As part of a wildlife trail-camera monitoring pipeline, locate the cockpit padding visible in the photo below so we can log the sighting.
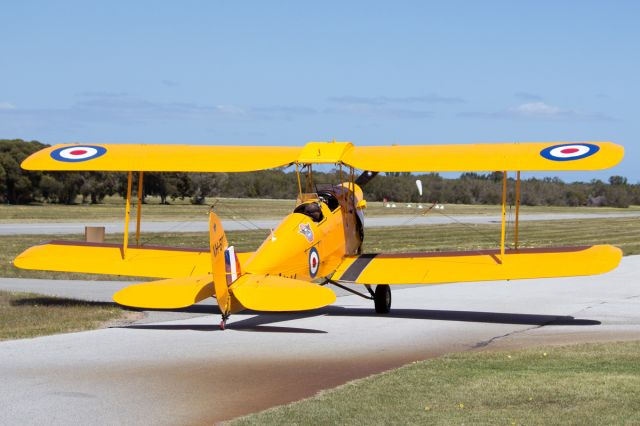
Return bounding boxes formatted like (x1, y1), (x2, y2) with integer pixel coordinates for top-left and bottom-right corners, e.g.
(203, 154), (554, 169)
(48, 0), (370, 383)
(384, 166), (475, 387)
(293, 202), (324, 222)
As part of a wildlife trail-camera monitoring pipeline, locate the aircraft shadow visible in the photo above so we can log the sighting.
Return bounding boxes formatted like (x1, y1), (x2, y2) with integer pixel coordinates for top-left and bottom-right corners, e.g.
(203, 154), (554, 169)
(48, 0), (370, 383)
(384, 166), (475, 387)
(321, 306), (601, 326)
(124, 323), (326, 334)
(121, 305), (599, 334)
(138, 304), (221, 315)
(10, 296), (118, 308)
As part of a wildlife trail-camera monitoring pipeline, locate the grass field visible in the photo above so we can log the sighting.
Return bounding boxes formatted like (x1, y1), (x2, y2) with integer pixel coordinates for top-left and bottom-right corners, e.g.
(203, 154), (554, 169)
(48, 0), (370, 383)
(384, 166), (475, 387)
(0, 290), (135, 340)
(1, 196), (638, 222)
(3, 217), (639, 280)
(229, 340), (640, 425)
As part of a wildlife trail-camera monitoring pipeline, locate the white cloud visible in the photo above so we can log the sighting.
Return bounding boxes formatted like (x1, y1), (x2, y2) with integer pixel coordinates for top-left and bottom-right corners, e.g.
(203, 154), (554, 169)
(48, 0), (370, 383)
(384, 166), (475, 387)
(0, 101), (15, 110)
(509, 101), (565, 117)
(324, 104), (433, 119)
(329, 94), (465, 105)
(514, 92), (543, 101)
(459, 101), (614, 121)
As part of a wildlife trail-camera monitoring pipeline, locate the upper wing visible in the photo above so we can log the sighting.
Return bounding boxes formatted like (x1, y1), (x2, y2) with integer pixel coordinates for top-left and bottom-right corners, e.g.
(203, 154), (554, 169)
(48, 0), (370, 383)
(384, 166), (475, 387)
(21, 141), (622, 173)
(14, 240), (253, 279)
(331, 245), (622, 285)
(341, 142), (623, 172)
(21, 144), (300, 172)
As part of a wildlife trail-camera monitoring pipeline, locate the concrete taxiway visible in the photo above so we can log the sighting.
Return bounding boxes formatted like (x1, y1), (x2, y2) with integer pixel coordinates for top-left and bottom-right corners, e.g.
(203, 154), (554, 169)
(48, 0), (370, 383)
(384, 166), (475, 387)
(0, 256), (638, 425)
(0, 211), (638, 235)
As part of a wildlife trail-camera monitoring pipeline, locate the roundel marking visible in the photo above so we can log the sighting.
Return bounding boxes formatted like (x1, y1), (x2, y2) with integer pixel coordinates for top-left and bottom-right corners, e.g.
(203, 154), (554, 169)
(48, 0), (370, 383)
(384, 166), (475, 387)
(50, 145), (107, 162)
(540, 143), (599, 162)
(308, 247), (320, 278)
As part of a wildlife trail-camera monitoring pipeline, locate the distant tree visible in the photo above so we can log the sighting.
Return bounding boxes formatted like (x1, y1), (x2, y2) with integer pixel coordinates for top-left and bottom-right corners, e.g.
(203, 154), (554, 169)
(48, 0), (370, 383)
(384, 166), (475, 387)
(0, 139), (47, 203)
(39, 174), (64, 202)
(80, 172), (117, 204)
(609, 175), (628, 186)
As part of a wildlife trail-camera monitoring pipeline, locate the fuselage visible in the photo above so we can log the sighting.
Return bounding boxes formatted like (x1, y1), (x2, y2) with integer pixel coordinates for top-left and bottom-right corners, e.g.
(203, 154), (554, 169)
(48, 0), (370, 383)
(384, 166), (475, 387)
(242, 185), (363, 282)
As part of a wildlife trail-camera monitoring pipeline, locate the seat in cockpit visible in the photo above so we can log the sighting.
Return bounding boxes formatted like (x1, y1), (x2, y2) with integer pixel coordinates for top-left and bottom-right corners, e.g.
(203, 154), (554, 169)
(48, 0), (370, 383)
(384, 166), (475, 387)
(317, 191), (340, 211)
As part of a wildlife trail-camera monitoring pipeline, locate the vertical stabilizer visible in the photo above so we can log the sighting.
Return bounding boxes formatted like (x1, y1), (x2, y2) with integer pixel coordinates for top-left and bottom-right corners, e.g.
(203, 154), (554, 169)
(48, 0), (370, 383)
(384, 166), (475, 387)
(209, 210), (230, 314)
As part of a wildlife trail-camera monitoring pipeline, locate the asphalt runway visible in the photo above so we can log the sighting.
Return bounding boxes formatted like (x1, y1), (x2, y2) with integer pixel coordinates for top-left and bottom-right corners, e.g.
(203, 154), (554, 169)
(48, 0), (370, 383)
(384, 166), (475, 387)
(1, 256), (639, 425)
(0, 212), (638, 235)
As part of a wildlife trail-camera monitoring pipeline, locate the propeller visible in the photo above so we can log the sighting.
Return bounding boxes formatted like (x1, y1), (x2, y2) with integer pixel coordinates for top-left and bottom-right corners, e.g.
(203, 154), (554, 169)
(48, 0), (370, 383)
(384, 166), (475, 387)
(355, 170), (378, 186)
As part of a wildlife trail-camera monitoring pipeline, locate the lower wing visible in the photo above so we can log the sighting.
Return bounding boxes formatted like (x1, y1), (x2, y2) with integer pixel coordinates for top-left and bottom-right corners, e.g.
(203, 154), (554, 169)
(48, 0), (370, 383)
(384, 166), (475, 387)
(331, 245), (622, 285)
(13, 240), (253, 279)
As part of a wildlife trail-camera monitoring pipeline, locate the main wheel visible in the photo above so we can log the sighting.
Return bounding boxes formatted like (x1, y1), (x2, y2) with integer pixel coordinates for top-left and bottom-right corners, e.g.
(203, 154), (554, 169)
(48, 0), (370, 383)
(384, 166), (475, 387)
(374, 284), (391, 314)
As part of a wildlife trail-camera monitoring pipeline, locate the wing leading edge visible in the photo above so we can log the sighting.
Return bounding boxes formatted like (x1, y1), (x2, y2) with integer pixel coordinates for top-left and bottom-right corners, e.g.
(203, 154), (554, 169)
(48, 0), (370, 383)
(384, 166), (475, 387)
(331, 245), (622, 285)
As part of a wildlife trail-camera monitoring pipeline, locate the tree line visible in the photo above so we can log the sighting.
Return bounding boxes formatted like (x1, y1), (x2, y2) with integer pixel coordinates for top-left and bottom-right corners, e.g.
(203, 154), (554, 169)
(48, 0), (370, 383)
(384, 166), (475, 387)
(1, 139), (638, 207)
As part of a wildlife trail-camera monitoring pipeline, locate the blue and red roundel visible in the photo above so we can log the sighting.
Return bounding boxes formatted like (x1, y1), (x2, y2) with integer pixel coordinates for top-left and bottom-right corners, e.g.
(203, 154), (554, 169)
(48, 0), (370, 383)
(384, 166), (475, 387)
(540, 143), (599, 162)
(50, 145), (107, 162)
(308, 247), (320, 278)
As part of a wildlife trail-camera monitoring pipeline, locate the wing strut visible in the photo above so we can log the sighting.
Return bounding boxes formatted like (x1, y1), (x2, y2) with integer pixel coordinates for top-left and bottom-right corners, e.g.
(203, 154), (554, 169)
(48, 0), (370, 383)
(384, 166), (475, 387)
(122, 171), (133, 259)
(135, 171), (144, 246)
(500, 170), (507, 262)
(514, 171), (521, 249)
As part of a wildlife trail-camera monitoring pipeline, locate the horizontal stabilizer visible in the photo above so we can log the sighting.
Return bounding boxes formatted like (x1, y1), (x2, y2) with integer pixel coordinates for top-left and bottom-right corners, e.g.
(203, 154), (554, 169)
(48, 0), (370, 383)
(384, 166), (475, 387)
(231, 274), (336, 312)
(114, 275), (213, 309)
(332, 245), (622, 285)
(14, 241), (252, 279)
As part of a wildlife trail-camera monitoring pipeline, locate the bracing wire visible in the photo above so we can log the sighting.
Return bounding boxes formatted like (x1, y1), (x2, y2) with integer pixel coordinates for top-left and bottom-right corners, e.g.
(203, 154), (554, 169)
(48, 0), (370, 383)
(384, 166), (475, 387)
(397, 198), (502, 249)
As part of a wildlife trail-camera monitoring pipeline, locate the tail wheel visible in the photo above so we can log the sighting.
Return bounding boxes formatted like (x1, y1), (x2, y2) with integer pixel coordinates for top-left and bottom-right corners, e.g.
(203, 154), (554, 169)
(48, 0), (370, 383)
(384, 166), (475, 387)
(374, 284), (391, 314)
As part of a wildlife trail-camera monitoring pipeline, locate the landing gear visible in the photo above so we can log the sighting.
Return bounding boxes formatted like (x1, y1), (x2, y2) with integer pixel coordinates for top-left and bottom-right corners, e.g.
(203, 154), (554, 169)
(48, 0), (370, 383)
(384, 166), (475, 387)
(374, 284), (391, 314)
(324, 280), (391, 314)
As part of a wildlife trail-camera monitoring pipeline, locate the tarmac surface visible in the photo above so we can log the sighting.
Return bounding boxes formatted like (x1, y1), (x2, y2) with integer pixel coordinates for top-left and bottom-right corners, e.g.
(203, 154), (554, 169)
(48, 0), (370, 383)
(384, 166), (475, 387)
(0, 256), (639, 425)
(0, 211), (638, 235)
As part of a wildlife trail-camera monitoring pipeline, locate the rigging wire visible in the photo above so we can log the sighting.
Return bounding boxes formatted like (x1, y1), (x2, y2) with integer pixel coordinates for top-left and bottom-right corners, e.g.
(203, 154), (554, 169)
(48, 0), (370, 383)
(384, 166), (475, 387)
(431, 206), (505, 247)
(394, 198), (502, 249)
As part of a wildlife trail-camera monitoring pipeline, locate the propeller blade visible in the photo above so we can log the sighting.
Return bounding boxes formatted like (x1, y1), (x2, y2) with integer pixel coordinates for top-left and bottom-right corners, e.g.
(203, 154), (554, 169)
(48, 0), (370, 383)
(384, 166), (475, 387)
(355, 171), (378, 186)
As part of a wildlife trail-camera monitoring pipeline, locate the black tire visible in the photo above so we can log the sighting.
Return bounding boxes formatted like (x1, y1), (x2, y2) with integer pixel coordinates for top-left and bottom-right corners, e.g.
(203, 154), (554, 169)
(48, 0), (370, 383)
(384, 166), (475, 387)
(374, 285), (391, 314)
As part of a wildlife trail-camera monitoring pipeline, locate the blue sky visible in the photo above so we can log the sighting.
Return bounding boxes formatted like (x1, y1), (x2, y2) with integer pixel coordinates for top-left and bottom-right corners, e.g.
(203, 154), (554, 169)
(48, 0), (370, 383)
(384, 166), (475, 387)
(1, 1), (638, 181)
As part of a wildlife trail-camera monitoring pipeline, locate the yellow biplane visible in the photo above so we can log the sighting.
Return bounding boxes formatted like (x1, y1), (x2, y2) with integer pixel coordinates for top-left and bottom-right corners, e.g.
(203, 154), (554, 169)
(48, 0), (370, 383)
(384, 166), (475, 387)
(14, 141), (624, 329)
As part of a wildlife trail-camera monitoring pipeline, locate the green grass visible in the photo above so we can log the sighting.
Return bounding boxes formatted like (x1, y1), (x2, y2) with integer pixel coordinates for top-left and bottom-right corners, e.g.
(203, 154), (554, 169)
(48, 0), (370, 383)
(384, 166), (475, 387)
(229, 340), (640, 426)
(363, 217), (640, 255)
(4, 217), (639, 280)
(0, 290), (135, 340)
(1, 196), (638, 222)
(0, 196), (297, 222)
